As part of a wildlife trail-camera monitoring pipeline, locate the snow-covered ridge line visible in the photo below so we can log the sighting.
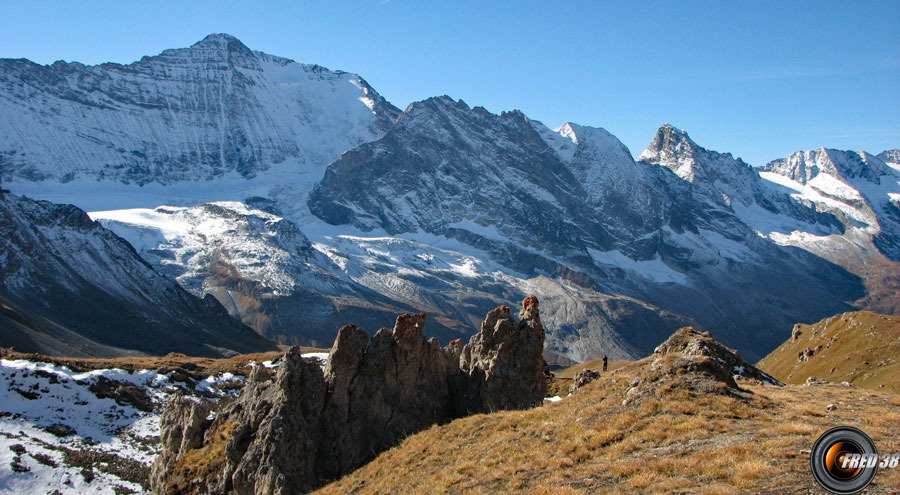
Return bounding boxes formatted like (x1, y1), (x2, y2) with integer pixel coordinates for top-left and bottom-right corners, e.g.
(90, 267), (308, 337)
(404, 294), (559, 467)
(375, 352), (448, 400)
(1, 33), (399, 189)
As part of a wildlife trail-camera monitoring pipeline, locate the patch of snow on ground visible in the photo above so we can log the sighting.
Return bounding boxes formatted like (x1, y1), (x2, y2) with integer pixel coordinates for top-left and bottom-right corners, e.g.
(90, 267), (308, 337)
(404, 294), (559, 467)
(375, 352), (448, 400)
(0, 358), (251, 494)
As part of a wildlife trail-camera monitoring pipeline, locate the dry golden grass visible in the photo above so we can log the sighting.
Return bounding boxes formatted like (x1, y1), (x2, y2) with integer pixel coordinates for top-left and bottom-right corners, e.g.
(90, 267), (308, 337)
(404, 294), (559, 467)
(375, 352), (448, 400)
(757, 311), (900, 394)
(165, 419), (239, 494)
(0, 345), (326, 380)
(552, 358), (630, 379)
(313, 359), (900, 495)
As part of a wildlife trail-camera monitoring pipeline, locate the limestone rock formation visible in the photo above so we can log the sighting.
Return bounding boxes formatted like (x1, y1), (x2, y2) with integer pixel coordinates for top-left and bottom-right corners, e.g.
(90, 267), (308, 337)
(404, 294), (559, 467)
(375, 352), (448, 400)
(318, 314), (461, 479)
(150, 397), (213, 493)
(152, 297), (547, 495)
(459, 296), (547, 412)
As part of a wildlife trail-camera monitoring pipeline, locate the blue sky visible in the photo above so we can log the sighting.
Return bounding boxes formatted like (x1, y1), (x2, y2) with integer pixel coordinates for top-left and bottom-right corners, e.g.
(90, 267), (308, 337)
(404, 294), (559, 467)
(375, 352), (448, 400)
(1, 0), (897, 166)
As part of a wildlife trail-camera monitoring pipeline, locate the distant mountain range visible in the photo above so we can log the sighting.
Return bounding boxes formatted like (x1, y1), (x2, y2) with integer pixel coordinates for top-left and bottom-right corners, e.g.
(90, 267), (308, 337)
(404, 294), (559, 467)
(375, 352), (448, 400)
(2, 34), (898, 362)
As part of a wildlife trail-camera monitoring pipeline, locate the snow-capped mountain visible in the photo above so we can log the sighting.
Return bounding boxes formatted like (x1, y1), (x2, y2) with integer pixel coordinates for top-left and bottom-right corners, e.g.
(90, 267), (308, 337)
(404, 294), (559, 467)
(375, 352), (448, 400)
(761, 148), (900, 258)
(879, 149), (900, 167)
(0, 191), (277, 357)
(309, 98), (865, 359)
(0, 33), (398, 188)
(747, 148), (900, 313)
(1, 34), (896, 363)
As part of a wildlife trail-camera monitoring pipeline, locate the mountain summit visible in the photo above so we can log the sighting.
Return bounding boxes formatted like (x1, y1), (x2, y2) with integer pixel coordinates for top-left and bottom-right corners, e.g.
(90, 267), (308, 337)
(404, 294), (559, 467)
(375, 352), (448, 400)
(1, 35), (897, 365)
(0, 34), (399, 186)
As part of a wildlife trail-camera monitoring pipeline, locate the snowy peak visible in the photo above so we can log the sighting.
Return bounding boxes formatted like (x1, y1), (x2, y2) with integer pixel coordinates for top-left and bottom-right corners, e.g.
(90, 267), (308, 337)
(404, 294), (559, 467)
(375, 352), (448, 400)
(129, 32), (263, 74)
(638, 124), (699, 181)
(763, 148), (894, 185)
(638, 124), (758, 206)
(563, 123), (634, 163)
(757, 146), (900, 262)
(638, 124), (754, 184)
(879, 149), (900, 168)
(192, 32), (249, 50)
(0, 34), (400, 186)
(309, 96), (571, 235)
(551, 122), (642, 203)
(530, 121), (578, 163)
(187, 32), (255, 62)
(531, 121), (635, 173)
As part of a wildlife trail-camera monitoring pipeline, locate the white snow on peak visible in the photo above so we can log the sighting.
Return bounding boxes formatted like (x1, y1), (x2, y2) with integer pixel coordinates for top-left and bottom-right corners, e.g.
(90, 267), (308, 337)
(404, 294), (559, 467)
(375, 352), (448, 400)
(765, 148), (894, 186)
(1, 35), (396, 205)
(638, 125), (699, 182)
(556, 123), (579, 145)
(530, 120), (578, 162)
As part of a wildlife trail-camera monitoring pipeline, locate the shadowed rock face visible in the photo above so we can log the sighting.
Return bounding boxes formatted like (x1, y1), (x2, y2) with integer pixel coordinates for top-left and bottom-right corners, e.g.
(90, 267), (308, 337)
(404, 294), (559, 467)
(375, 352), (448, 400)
(151, 297), (547, 495)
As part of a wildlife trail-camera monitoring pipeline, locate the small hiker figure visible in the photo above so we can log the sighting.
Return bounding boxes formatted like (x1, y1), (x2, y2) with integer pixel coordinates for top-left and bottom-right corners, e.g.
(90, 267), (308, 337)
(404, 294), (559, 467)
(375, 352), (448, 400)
(602, 355), (608, 372)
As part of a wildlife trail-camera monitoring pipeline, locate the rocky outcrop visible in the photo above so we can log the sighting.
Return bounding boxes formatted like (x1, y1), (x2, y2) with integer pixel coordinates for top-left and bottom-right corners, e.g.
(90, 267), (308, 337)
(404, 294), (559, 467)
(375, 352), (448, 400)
(652, 327), (783, 386)
(569, 369), (602, 394)
(318, 313), (461, 479)
(150, 397), (213, 493)
(622, 327), (783, 407)
(152, 297), (547, 495)
(458, 295), (547, 412)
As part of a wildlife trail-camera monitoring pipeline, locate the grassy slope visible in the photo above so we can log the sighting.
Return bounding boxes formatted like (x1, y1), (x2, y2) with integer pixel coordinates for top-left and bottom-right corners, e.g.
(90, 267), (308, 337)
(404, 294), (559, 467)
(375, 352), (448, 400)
(314, 358), (900, 495)
(757, 311), (900, 394)
(553, 358), (629, 379)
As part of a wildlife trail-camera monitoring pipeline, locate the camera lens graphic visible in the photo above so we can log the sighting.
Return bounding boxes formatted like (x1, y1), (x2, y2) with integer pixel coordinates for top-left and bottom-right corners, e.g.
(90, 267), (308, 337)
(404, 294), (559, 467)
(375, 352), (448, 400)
(811, 427), (878, 494)
(824, 441), (862, 480)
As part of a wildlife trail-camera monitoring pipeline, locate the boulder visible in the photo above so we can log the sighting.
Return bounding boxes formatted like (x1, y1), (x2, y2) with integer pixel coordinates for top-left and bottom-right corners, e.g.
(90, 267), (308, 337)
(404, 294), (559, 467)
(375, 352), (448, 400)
(569, 369), (602, 394)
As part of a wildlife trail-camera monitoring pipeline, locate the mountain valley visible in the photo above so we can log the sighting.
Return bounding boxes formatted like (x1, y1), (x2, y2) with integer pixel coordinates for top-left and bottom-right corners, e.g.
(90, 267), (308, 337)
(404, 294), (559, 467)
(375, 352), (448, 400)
(2, 33), (898, 365)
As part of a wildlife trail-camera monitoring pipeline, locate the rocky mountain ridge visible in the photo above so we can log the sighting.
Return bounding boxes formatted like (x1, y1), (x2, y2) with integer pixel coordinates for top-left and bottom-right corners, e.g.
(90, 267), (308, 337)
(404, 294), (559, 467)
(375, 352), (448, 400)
(0, 191), (277, 357)
(308, 95), (870, 360)
(0, 33), (398, 186)
(1, 34), (897, 364)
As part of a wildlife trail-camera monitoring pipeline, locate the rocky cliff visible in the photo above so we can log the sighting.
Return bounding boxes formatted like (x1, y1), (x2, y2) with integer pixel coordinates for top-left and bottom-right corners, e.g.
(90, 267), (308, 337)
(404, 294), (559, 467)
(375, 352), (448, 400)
(151, 297), (547, 495)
